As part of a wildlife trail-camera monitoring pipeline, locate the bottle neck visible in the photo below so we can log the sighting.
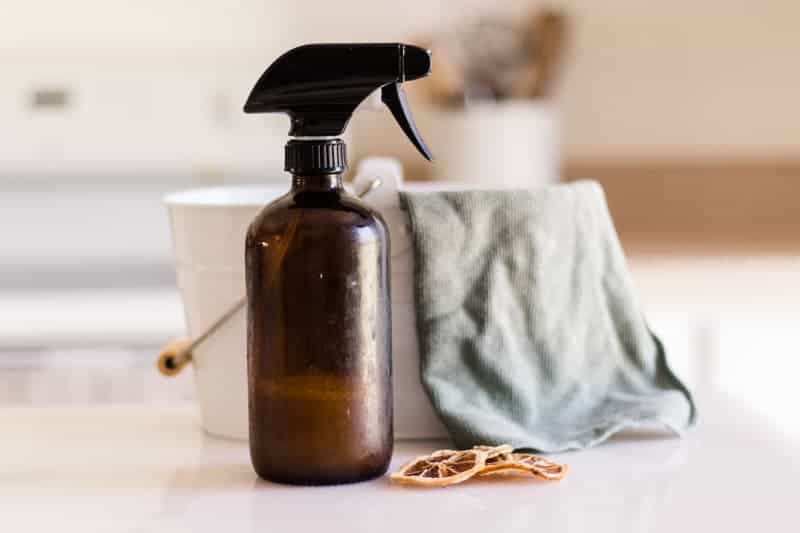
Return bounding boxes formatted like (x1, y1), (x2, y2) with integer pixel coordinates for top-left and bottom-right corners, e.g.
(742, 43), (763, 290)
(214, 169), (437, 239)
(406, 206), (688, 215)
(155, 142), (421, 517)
(291, 173), (344, 192)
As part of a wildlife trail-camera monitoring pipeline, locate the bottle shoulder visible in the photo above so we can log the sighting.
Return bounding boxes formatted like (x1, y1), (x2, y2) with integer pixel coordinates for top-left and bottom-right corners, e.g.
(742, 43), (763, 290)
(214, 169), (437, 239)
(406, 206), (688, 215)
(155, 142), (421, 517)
(246, 190), (388, 244)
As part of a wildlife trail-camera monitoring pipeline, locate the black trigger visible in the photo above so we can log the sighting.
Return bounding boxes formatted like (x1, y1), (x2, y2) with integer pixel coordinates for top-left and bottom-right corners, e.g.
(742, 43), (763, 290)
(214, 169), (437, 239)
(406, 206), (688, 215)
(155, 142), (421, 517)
(381, 83), (433, 161)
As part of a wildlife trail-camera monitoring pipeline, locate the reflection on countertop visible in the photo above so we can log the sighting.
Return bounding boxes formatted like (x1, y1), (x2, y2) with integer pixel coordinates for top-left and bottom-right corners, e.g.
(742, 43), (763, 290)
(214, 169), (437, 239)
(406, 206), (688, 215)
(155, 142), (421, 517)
(0, 394), (798, 533)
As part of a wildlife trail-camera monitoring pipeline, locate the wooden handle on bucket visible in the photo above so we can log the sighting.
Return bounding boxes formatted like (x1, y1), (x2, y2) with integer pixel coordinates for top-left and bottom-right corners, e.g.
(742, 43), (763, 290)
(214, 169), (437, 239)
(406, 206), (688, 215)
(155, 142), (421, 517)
(156, 297), (247, 377)
(157, 339), (194, 377)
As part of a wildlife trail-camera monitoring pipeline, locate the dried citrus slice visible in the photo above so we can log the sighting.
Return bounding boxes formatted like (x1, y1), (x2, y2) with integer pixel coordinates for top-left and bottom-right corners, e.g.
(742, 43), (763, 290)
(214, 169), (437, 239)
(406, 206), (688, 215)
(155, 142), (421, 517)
(474, 444), (516, 472)
(514, 453), (569, 480)
(390, 449), (488, 487)
(480, 453), (525, 475)
(472, 444), (513, 459)
(479, 452), (568, 481)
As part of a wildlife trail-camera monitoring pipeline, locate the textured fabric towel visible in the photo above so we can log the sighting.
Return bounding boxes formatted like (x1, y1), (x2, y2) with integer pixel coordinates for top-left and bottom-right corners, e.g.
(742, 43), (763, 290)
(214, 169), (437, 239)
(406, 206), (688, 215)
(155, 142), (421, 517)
(400, 181), (696, 452)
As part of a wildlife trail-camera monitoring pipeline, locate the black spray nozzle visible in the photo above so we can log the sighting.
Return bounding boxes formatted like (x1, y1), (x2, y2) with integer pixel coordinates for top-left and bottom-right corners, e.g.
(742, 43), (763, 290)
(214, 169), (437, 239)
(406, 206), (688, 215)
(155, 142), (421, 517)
(244, 43), (433, 161)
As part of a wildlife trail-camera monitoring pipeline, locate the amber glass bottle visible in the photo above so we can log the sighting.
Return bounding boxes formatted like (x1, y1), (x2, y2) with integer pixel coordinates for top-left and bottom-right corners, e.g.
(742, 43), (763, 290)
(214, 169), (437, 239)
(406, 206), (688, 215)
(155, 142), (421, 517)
(245, 143), (392, 485)
(242, 43), (433, 484)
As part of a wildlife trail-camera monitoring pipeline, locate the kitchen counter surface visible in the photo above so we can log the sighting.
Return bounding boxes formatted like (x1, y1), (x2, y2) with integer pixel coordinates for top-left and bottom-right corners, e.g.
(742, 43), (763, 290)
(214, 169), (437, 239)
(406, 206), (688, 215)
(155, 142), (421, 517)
(1, 393), (797, 533)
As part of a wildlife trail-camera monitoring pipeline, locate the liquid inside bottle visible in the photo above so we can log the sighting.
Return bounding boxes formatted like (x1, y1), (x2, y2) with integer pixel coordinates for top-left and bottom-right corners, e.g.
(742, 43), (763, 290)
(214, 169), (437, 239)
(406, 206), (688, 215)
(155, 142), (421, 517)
(245, 172), (392, 485)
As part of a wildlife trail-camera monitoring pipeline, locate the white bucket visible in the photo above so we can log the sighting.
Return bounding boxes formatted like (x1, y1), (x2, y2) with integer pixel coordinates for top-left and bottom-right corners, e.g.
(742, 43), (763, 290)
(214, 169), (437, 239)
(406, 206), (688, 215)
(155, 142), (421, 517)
(163, 161), (451, 441)
(165, 186), (285, 440)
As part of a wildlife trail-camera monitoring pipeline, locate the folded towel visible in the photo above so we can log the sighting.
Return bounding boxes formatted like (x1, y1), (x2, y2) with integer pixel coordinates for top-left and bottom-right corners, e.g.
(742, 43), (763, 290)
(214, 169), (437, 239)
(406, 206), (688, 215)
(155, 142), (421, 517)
(400, 182), (696, 452)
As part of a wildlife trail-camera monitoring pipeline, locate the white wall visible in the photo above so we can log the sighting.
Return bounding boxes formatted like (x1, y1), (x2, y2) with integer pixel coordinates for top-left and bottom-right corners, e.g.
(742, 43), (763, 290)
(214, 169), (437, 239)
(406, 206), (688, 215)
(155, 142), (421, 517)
(555, 0), (800, 159)
(2, 0), (799, 172)
(1, 1), (296, 178)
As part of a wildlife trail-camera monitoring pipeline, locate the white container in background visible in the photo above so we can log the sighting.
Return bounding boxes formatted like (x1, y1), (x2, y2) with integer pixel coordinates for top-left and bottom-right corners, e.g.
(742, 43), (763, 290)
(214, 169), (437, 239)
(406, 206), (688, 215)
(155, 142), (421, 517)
(165, 186), (284, 440)
(423, 102), (560, 187)
(350, 101), (559, 186)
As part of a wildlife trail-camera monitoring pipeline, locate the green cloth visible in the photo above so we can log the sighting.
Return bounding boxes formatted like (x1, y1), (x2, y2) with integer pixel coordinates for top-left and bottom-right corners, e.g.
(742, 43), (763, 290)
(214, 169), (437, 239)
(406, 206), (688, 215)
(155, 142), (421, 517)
(400, 182), (696, 452)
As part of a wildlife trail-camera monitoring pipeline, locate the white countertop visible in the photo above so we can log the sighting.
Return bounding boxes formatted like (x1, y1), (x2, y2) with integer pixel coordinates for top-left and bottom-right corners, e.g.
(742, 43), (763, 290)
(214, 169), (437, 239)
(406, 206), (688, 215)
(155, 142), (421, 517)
(1, 393), (797, 533)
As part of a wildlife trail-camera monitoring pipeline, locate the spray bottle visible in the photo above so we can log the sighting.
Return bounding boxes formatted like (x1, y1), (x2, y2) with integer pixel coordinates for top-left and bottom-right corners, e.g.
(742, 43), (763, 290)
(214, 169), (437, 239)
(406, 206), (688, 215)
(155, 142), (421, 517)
(243, 43), (432, 484)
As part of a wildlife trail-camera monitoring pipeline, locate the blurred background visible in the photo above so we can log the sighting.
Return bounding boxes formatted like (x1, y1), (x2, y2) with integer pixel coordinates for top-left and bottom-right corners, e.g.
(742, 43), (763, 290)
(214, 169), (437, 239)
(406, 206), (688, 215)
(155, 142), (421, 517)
(1, 1), (798, 431)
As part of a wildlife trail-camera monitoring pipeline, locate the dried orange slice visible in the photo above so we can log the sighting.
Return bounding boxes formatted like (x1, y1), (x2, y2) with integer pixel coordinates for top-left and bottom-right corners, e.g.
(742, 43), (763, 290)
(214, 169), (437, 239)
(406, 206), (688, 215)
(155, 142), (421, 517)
(390, 449), (488, 487)
(479, 452), (568, 481)
(514, 453), (569, 480)
(474, 444), (516, 473)
(473, 444), (514, 459)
